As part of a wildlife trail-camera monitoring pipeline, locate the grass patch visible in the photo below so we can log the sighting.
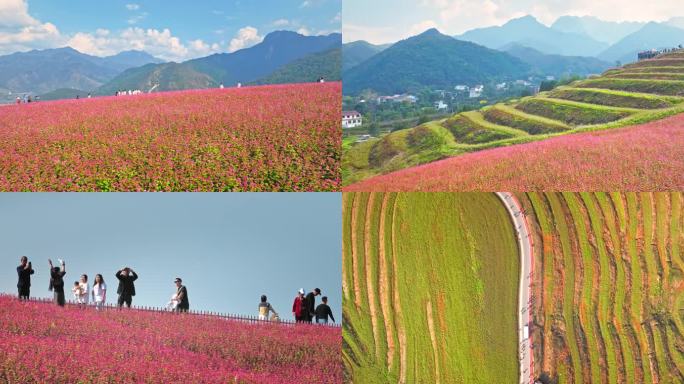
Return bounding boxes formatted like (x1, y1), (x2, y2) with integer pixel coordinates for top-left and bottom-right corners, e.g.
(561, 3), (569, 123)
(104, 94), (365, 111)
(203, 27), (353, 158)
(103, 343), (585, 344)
(442, 112), (524, 144)
(516, 98), (633, 126)
(548, 87), (680, 109)
(483, 105), (569, 134)
(576, 78), (684, 96)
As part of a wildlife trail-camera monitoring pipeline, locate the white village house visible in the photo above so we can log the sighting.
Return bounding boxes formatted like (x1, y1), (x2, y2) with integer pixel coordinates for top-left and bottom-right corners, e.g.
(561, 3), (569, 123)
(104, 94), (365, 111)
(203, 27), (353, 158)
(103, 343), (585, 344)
(342, 110), (363, 129)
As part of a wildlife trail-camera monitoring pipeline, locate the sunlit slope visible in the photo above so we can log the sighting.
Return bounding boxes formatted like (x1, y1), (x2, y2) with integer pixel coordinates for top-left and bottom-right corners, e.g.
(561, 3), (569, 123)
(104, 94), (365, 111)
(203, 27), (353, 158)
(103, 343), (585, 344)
(344, 51), (684, 186)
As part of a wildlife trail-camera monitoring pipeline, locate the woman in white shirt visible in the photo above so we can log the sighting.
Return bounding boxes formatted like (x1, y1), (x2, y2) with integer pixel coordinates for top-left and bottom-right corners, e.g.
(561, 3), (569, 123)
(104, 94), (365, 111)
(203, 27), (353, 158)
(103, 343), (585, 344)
(79, 274), (90, 306)
(91, 274), (107, 310)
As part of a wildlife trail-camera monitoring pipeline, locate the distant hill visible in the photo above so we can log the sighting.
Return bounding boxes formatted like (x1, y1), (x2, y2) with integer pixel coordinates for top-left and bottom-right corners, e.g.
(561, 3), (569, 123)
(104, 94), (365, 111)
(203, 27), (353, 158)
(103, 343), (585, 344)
(343, 28), (530, 95)
(98, 31), (341, 92)
(342, 40), (390, 71)
(458, 15), (608, 57)
(38, 88), (89, 100)
(550, 16), (644, 45)
(254, 47), (341, 84)
(97, 62), (216, 94)
(598, 22), (684, 64)
(0, 47), (164, 94)
(503, 44), (612, 77)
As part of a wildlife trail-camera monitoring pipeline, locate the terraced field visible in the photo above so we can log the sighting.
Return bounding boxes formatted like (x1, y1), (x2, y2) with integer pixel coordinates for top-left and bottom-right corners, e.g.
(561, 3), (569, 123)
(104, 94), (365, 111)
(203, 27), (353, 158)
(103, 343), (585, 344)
(342, 193), (520, 383)
(343, 51), (684, 186)
(522, 192), (684, 384)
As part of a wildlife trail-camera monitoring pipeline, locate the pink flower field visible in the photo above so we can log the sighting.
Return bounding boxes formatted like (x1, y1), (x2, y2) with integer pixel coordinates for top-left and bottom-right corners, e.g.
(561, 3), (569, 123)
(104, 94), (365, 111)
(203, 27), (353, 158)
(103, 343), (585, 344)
(0, 83), (340, 191)
(345, 113), (684, 191)
(0, 296), (341, 383)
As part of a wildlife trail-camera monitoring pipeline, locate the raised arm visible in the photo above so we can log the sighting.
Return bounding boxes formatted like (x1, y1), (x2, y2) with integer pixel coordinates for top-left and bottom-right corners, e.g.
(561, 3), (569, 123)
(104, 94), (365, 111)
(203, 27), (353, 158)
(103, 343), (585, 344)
(130, 270), (138, 281)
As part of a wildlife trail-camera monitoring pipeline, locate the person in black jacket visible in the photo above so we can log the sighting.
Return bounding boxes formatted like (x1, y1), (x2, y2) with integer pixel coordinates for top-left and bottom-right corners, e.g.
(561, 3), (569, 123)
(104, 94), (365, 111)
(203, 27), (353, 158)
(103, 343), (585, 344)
(115, 267), (138, 308)
(174, 278), (189, 312)
(315, 296), (335, 324)
(304, 288), (321, 323)
(48, 258), (66, 306)
(17, 256), (34, 300)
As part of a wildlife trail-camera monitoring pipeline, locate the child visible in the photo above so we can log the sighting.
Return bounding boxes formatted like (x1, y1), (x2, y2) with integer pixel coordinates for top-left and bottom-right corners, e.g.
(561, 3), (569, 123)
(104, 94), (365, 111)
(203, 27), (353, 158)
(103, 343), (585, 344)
(72, 281), (84, 305)
(258, 295), (278, 321)
(166, 293), (179, 311)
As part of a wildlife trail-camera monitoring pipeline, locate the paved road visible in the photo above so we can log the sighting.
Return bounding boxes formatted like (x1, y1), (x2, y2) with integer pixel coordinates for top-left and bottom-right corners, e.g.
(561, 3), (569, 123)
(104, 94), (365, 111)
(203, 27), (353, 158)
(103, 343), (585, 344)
(496, 192), (534, 384)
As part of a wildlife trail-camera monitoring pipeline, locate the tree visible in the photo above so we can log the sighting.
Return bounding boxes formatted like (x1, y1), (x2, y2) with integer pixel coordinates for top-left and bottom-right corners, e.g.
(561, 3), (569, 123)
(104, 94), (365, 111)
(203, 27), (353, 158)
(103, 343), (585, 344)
(368, 122), (380, 137)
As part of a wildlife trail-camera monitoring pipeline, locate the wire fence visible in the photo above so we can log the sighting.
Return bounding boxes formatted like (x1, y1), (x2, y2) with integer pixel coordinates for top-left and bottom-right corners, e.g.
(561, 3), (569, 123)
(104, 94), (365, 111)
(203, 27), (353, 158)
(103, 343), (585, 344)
(2, 293), (341, 328)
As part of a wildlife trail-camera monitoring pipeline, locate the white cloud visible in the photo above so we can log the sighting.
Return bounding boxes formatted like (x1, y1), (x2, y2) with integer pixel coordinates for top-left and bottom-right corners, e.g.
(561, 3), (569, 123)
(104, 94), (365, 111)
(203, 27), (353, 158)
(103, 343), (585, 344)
(297, 27), (311, 36)
(0, 0), (63, 54)
(125, 4), (140, 11)
(331, 12), (341, 23)
(228, 26), (262, 53)
(67, 27), (223, 61)
(300, 1), (311, 8)
(273, 18), (290, 27)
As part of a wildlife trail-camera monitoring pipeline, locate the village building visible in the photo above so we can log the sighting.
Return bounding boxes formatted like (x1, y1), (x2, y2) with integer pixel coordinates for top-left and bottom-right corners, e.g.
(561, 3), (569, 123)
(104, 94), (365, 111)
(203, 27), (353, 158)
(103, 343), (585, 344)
(342, 110), (363, 129)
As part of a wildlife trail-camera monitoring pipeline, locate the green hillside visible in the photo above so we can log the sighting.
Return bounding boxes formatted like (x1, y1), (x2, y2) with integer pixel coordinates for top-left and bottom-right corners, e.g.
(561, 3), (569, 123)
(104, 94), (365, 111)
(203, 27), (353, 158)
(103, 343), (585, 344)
(343, 192), (519, 383)
(343, 50), (684, 186)
(342, 28), (531, 95)
(96, 62), (216, 94)
(523, 192), (684, 383)
(253, 48), (341, 84)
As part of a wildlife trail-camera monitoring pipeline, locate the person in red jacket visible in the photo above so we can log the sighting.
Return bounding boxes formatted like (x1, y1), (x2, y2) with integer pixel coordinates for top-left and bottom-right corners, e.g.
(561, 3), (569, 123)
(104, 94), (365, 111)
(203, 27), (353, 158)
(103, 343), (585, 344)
(292, 288), (306, 322)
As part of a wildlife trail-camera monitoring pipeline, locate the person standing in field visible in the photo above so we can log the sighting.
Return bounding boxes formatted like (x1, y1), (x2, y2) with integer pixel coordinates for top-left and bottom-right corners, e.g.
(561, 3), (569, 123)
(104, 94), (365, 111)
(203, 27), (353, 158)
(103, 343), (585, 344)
(303, 288), (321, 323)
(16, 256), (35, 300)
(292, 288), (306, 322)
(115, 267), (138, 308)
(315, 296), (335, 325)
(48, 259), (66, 307)
(174, 278), (189, 312)
(79, 274), (89, 306)
(258, 295), (278, 320)
(15, 96), (20, 104)
(92, 274), (107, 310)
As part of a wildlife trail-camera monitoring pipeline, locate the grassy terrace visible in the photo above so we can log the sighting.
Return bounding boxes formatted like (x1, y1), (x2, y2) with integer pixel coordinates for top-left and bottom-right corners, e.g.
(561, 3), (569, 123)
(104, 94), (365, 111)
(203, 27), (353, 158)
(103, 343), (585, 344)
(343, 52), (684, 185)
(521, 193), (684, 384)
(342, 193), (519, 383)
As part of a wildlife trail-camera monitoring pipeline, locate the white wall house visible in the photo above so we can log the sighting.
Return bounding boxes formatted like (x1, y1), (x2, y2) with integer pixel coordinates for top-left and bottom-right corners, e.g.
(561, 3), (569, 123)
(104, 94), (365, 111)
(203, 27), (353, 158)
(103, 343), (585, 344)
(435, 100), (448, 110)
(342, 111), (363, 129)
(469, 85), (484, 98)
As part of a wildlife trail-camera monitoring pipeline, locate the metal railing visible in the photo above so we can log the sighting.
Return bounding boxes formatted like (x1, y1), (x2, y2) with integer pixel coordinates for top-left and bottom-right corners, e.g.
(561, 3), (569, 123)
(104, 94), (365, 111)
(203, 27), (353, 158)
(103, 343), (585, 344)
(2, 293), (341, 328)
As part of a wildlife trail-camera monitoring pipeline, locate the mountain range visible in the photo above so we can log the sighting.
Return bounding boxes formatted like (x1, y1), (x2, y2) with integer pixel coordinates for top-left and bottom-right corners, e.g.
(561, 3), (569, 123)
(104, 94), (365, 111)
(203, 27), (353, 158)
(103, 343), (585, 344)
(343, 29), (531, 95)
(101, 31), (341, 93)
(0, 47), (163, 94)
(342, 15), (684, 95)
(0, 30), (341, 98)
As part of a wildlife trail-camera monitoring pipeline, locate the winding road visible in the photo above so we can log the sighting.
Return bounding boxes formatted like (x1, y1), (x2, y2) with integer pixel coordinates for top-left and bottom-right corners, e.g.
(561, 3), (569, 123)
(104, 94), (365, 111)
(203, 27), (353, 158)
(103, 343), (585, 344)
(495, 192), (534, 384)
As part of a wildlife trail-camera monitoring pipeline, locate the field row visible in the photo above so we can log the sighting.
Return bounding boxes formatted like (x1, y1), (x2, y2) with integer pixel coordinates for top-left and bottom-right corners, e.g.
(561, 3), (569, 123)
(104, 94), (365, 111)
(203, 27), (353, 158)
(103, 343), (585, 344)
(524, 192), (684, 384)
(343, 193), (520, 383)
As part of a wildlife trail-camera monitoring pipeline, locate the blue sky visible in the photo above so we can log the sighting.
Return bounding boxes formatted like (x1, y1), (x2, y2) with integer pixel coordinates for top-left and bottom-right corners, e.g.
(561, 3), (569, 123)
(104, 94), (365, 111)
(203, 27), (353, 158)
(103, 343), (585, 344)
(343, 0), (684, 43)
(0, 0), (341, 60)
(0, 193), (342, 322)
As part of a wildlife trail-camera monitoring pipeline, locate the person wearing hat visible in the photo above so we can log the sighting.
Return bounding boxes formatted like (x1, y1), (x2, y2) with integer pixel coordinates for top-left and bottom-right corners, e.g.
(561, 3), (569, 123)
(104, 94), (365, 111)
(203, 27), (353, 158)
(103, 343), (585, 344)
(115, 267), (138, 308)
(304, 288), (321, 323)
(292, 288), (306, 322)
(174, 278), (189, 312)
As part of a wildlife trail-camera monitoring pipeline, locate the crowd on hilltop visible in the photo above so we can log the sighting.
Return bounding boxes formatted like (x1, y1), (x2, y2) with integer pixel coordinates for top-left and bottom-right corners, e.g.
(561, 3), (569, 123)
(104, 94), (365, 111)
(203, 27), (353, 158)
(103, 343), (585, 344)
(115, 89), (143, 96)
(15, 95), (39, 104)
(16, 256), (335, 324)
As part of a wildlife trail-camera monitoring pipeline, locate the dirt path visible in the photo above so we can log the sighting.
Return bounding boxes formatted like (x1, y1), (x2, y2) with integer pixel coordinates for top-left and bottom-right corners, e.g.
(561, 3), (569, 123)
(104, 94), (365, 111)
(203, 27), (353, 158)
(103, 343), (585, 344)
(350, 194), (362, 309)
(426, 298), (441, 384)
